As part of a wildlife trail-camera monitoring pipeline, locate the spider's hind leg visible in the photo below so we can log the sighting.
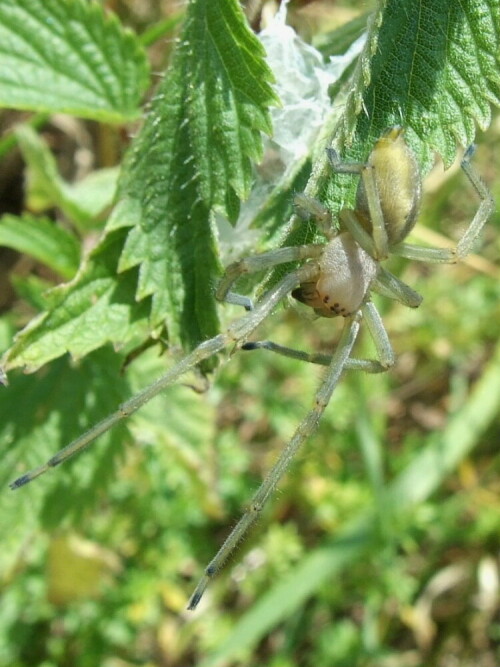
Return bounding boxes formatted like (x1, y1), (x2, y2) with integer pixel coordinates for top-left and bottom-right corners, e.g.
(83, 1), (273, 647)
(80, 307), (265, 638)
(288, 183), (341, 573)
(456, 145), (495, 259)
(188, 314), (362, 610)
(391, 145), (494, 264)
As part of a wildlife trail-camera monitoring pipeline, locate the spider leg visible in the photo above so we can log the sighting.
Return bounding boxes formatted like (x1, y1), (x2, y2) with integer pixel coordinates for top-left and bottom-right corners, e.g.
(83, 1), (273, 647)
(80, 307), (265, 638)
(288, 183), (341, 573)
(242, 302), (394, 373)
(338, 209), (380, 259)
(10, 264), (318, 490)
(327, 147), (389, 260)
(372, 267), (423, 308)
(217, 244), (323, 310)
(392, 146), (494, 263)
(362, 301), (395, 369)
(293, 192), (334, 238)
(187, 313), (362, 610)
(457, 145), (496, 257)
(242, 340), (386, 373)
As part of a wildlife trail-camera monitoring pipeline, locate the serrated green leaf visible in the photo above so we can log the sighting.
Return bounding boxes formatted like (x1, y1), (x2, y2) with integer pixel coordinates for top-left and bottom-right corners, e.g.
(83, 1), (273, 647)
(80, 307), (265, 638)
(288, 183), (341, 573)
(4, 230), (151, 371)
(0, 0), (149, 122)
(182, 0), (277, 207)
(0, 214), (80, 279)
(337, 0), (500, 170)
(114, 0), (277, 345)
(5, 0), (277, 370)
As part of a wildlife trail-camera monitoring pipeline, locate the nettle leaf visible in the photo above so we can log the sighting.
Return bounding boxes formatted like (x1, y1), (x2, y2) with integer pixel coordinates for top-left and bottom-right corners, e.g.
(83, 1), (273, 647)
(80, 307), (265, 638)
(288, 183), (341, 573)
(323, 0), (500, 210)
(0, 0), (149, 122)
(364, 0), (499, 162)
(5, 230), (151, 372)
(4, 0), (276, 371)
(113, 0), (277, 344)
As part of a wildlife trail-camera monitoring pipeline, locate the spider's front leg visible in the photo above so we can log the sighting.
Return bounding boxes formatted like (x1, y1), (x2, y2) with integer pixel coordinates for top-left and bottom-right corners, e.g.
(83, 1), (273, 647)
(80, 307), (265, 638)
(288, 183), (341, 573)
(216, 243), (323, 311)
(9, 263), (319, 490)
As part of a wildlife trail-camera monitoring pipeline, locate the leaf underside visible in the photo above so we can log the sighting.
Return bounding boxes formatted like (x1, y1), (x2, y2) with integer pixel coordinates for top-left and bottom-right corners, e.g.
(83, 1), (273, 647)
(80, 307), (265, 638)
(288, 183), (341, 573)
(324, 0), (500, 211)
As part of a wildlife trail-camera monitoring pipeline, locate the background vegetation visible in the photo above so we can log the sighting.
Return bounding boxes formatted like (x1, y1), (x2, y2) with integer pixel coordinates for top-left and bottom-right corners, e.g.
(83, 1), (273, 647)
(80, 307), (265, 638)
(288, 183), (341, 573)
(0, 0), (500, 666)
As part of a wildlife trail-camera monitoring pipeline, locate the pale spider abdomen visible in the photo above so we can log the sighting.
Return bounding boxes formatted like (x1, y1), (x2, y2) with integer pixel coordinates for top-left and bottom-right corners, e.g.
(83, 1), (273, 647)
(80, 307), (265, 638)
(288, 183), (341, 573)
(356, 127), (422, 245)
(292, 233), (378, 317)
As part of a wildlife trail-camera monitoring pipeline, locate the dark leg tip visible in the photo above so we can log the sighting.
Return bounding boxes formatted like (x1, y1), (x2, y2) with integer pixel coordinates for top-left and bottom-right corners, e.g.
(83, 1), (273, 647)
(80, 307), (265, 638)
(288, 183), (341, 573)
(462, 144), (476, 163)
(326, 147), (339, 165)
(241, 342), (258, 351)
(187, 592), (202, 611)
(10, 475), (30, 490)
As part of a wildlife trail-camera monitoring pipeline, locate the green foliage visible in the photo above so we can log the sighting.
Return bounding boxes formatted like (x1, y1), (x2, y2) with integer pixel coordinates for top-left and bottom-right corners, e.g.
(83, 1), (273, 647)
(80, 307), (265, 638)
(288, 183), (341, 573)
(4, 0), (277, 369)
(0, 0), (149, 122)
(13, 124), (119, 230)
(318, 0), (500, 233)
(0, 214), (80, 280)
(0, 350), (130, 540)
(1, 0), (500, 666)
